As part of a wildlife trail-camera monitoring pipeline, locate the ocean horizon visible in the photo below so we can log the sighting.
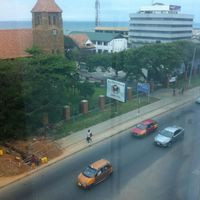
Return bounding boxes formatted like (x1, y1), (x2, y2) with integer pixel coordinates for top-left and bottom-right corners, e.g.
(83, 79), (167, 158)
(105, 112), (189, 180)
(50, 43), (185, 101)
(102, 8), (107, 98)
(0, 21), (129, 34)
(0, 21), (200, 34)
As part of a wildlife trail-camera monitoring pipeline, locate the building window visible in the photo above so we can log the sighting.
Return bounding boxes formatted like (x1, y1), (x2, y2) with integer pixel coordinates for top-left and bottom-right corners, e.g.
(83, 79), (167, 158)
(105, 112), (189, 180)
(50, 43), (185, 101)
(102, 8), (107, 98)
(48, 16), (52, 25)
(49, 14), (58, 26)
(52, 29), (57, 36)
(53, 16), (57, 25)
(35, 14), (41, 25)
(97, 41), (102, 45)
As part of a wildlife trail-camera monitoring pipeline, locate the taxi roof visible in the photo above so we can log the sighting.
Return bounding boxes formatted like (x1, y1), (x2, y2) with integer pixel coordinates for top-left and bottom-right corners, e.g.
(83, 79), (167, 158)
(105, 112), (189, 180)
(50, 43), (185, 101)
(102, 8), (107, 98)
(142, 119), (155, 125)
(90, 159), (110, 170)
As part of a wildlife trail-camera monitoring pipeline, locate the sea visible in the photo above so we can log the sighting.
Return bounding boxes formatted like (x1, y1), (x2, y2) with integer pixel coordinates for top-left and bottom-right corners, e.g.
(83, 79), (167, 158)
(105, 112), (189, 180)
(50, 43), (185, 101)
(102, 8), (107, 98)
(0, 21), (129, 34)
(1, 21), (199, 33)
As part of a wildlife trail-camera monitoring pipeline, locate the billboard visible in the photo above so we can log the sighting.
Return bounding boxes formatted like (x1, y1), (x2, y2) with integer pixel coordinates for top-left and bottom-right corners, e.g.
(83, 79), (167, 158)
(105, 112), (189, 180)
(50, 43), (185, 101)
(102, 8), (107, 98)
(169, 76), (177, 83)
(137, 83), (150, 94)
(106, 79), (126, 102)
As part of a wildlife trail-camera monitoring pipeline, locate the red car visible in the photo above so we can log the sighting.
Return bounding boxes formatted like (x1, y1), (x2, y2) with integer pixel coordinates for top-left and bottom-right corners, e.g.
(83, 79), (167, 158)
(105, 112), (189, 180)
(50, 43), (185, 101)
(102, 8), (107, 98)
(131, 119), (158, 136)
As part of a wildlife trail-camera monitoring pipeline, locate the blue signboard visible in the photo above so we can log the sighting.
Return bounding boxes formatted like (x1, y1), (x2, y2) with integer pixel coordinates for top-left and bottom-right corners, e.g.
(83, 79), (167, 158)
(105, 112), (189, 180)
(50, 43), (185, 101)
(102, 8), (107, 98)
(137, 83), (150, 94)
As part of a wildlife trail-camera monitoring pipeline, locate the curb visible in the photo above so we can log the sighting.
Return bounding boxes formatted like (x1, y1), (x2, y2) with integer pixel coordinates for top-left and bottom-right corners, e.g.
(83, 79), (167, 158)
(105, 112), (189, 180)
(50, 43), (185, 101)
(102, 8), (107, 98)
(0, 91), (199, 189)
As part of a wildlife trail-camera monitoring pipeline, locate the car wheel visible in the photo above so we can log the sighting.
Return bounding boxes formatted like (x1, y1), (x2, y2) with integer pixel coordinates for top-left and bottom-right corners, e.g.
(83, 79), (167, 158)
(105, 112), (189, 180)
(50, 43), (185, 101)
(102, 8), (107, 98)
(167, 142), (172, 147)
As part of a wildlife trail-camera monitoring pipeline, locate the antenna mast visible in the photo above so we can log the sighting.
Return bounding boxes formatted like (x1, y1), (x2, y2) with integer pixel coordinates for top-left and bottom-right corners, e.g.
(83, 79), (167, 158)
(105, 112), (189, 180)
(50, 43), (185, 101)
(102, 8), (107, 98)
(95, 0), (100, 27)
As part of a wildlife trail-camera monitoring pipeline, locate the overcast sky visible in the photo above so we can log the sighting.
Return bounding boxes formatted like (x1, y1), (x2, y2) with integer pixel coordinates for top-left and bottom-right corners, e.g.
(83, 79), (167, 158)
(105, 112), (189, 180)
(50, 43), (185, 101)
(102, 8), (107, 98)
(0, 0), (199, 22)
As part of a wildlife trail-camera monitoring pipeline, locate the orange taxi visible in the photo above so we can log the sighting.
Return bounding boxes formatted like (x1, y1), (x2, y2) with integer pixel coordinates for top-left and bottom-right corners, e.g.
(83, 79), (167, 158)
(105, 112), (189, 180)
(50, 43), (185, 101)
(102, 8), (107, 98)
(131, 119), (158, 137)
(77, 159), (113, 189)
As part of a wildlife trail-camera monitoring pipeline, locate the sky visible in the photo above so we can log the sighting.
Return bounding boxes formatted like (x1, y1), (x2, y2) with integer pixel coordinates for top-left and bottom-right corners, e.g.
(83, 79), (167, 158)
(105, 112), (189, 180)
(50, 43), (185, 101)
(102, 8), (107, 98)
(0, 0), (199, 22)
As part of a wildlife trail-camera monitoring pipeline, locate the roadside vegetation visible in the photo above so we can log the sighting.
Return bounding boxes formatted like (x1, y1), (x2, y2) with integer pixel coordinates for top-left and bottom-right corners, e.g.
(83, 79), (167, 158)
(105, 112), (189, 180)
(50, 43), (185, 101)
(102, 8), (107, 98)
(56, 95), (158, 139)
(0, 41), (200, 141)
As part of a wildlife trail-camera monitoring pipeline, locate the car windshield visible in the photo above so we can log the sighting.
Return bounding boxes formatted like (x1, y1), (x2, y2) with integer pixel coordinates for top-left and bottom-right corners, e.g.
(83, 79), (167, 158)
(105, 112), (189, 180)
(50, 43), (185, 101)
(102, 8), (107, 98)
(83, 166), (97, 178)
(160, 130), (174, 138)
(136, 124), (147, 130)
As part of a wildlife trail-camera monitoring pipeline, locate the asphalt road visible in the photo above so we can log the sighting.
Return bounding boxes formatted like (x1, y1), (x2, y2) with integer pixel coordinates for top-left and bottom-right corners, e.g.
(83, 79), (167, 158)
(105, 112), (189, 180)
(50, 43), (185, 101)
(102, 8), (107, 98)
(0, 102), (200, 200)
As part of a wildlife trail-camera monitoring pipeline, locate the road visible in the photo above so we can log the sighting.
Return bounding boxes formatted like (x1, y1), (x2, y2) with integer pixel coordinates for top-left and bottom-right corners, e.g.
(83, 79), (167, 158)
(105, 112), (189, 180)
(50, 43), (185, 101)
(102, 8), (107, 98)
(0, 102), (200, 200)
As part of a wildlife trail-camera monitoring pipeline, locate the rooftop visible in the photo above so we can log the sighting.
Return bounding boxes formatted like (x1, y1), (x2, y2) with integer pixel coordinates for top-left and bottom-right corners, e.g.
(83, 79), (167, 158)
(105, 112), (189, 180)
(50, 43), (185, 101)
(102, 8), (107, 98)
(31, 0), (62, 13)
(66, 34), (95, 49)
(95, 27), (128, 32)
(90, 159), (110, 170)
(139, 3), (181, 14)
(0, 29), (33, 59)
(69, 31), (123, 42)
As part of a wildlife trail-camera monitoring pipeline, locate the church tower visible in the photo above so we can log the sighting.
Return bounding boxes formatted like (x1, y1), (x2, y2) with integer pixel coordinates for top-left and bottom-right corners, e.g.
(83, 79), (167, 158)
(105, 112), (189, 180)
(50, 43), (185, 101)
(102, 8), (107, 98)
(31, 0), (64, 55)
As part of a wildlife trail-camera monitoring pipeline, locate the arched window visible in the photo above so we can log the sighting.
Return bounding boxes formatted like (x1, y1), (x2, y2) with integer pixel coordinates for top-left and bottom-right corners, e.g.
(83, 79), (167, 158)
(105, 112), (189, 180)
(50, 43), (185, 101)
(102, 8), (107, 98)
(35, 13), (41, 25)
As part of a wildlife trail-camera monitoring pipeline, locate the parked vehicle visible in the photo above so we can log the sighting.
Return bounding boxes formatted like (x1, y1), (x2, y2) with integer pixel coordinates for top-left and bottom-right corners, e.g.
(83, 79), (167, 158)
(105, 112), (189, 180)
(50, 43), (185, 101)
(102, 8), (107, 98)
(77, 159), (113, 189)
(195, 97), (200, 104)
(131, 119), (158, 137)
(154, 126), (184, 147)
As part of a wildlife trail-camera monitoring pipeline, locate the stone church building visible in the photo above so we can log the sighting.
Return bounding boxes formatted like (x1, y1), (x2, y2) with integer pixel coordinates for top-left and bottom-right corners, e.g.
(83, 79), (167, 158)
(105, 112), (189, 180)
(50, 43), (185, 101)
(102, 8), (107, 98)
(0, 0), (64, 59)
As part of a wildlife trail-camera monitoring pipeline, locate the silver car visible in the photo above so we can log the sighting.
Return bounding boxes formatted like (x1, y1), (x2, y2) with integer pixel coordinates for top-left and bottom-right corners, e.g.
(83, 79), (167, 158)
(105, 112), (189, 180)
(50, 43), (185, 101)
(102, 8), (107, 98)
(196, 97), (200, 104)
(154, 126), (184, 147)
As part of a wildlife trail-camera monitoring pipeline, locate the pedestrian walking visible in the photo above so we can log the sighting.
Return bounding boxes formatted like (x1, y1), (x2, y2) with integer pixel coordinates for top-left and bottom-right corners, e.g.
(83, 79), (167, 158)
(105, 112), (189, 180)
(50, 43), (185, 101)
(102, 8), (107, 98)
(86, 129), (92, 143)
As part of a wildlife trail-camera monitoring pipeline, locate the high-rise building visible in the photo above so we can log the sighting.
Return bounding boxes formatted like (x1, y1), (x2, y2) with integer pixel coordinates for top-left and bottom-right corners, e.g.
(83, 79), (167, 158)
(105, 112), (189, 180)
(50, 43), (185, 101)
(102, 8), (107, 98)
(32, 0), (64, 55)
(129, 3), (194, 47)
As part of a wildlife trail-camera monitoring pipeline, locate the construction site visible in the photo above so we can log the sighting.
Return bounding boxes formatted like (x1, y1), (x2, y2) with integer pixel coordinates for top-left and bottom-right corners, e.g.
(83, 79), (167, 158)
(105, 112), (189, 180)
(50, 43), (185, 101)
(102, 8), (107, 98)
(0, 138), (62, 177)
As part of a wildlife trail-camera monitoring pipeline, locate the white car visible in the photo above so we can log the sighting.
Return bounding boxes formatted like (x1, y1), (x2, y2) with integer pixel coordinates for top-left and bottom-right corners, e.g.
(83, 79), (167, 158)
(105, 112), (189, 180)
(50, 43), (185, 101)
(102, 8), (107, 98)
(196, 97), (200, 104)
(154, 126), (184, 147)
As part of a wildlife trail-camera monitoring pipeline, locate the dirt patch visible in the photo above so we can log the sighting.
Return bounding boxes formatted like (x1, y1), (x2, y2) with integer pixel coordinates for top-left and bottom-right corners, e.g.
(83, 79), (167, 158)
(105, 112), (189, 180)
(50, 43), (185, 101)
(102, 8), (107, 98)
(0, 138), (62, 177)
(0, 154), (30, 177)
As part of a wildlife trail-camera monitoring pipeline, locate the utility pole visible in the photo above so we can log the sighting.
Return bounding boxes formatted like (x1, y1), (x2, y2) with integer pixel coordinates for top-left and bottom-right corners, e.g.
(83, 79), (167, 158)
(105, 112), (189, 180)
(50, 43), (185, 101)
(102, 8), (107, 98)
(188, 47), (197, 87)
(95, 0), (100, 27)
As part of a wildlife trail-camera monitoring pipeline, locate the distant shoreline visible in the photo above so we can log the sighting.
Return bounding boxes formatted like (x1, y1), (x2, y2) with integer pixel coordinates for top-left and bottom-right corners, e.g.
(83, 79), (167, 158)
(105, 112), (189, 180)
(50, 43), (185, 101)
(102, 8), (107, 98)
(0, 21), (130, 33)
(0, 21), (199, 33)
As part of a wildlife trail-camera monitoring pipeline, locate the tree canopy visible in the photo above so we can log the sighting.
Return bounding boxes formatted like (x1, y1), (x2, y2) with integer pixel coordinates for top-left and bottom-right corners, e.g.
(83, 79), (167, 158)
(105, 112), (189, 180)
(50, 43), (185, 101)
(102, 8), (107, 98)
(0, 49), (95, 140)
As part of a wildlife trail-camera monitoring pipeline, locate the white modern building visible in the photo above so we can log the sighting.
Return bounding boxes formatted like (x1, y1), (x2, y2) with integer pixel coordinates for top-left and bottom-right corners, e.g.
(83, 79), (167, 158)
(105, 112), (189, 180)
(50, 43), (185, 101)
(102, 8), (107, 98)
(129, 3), (194, 47)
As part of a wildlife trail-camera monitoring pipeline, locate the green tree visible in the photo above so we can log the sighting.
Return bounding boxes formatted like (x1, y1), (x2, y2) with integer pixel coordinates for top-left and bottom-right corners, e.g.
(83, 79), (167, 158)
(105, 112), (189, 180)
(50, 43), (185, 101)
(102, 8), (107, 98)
(86, 53), (111, 72)
(0, 59), (26, 139)
(111, 52), (125, 77)
(78, 81), (95, 98)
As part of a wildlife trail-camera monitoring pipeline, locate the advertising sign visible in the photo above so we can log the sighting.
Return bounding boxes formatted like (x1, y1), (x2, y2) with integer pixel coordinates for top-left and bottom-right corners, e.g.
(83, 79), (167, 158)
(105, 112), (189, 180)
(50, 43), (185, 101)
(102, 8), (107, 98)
(169, 76), (177, 83)
(106, 79), (126, 102)
(137, 83), (150, 94)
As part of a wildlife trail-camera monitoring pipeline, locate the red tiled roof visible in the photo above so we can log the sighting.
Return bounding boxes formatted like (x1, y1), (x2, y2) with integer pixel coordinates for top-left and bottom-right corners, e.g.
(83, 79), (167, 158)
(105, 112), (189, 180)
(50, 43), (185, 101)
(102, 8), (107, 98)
(0, 29), (33, 59)
(68, 34), (95, 49)
(31, 0), (62, 13)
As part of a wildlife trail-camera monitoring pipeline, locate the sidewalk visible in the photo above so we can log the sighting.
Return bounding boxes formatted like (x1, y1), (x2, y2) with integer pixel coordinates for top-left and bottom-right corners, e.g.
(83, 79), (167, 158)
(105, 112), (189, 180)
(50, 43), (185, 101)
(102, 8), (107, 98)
(56, 87), (199, 149)
(0, 86), (200, 188)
